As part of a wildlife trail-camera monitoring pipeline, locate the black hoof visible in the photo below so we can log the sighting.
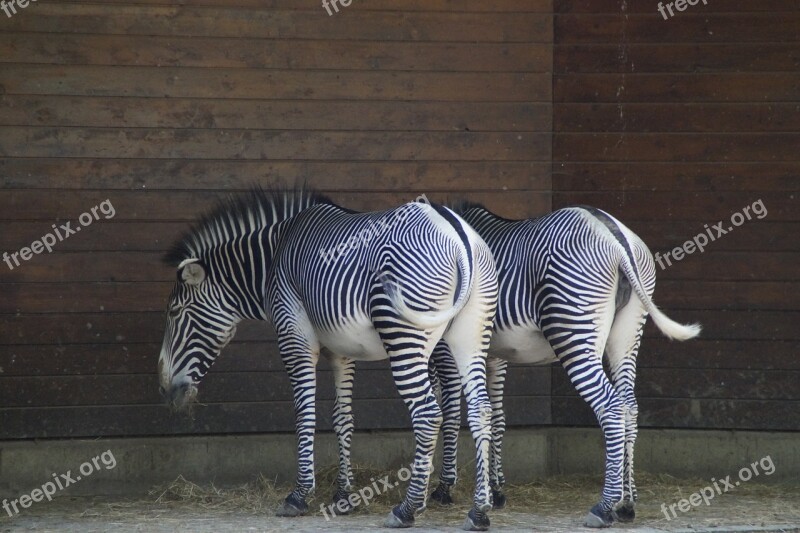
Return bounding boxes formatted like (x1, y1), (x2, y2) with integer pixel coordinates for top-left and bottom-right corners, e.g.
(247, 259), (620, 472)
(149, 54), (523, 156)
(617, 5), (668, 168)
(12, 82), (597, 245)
(276, 492), (308, 517)
(330, 487), (355, 515)
(491, 488), (507, 510)
(616, 500), (635, 523)
(429, 482), (454, 506)
(584, 503), (615, 528)
(384, 504), (414, 528)
(462, 507), (490, 531)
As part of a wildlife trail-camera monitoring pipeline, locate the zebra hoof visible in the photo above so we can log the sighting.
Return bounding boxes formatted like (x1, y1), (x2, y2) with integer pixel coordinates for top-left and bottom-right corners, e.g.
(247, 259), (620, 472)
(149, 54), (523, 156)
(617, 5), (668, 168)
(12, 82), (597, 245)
(331, 487), (354, 515)
(584, 503), (614, 528)
(384, 505), (414, 528)
(462, 507), (490, 531)
(429, 482), (454, 506)
(491, 488), (507, 510)
(616, 500), (635, 522)
(275, 493), (308, 517)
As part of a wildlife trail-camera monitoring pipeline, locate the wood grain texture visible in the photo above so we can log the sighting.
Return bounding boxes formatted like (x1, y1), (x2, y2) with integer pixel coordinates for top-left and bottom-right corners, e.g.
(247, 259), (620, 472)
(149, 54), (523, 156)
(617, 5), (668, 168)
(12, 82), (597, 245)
(552, 1), (799, 430)
(0, 2), (553, 439)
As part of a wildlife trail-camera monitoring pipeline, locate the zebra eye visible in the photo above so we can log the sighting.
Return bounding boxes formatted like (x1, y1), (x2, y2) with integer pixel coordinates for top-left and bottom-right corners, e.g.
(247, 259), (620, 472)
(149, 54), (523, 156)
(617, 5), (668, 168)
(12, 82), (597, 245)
(168, 306), (181, 318)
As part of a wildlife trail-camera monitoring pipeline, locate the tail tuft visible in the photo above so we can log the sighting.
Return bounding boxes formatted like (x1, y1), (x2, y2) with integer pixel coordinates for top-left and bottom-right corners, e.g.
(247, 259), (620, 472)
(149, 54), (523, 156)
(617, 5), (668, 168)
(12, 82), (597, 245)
(649, 305), (702, 341)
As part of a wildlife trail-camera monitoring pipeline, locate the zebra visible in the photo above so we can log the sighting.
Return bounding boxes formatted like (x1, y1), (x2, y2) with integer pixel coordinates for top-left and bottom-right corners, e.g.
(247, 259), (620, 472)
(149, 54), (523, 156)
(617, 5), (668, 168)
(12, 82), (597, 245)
(157, 187), (499, 531)
(425, 203), (701, 528)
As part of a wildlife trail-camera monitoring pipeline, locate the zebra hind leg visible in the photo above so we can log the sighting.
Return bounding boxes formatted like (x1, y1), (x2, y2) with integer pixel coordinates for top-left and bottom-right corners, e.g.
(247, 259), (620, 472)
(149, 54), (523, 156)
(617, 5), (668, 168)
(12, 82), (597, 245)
(329, 354), (357, 515)
(606, 303), (648, 524)
(428, 340), (462, 507)
(541, 305), (623, 528)
(381, 345), (444, 528)
(487, 356), (508, 510)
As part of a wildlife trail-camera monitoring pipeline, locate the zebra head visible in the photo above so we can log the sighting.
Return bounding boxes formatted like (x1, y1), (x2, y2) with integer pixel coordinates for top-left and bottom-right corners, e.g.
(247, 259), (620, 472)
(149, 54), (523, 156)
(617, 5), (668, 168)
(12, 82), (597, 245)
(159, 257), (239, 411)
(157, 185), (336, 411)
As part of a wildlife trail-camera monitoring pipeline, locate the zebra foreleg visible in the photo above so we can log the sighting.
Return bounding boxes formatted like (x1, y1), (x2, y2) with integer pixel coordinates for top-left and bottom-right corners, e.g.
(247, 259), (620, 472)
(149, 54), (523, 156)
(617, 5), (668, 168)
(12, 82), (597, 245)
(486, 356), (508, 510)
(276, 342), (320, 517)
(329, 354), (357, 515)
(429, 341), (462, 507)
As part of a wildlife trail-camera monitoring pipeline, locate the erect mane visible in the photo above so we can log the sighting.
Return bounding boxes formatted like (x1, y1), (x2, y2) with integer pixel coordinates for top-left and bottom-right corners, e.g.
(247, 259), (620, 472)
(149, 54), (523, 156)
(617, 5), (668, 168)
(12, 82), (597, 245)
(163, 185), (336, 266)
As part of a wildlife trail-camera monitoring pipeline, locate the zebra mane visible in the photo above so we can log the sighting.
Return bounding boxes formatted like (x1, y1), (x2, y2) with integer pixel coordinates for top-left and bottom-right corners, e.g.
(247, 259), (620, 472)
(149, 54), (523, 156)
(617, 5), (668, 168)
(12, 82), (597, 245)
(163, 184), (336, 266)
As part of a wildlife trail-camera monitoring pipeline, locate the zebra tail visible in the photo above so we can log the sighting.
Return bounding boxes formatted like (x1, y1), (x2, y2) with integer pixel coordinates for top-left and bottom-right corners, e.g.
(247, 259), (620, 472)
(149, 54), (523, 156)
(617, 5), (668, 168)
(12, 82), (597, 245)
(383, 249), (473, 330)
(618, 246), (701, 342)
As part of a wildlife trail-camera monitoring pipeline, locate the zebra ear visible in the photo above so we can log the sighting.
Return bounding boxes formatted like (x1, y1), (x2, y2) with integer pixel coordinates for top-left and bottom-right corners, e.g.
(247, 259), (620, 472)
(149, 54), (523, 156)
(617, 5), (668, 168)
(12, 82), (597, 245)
(180, 260), (206, 286)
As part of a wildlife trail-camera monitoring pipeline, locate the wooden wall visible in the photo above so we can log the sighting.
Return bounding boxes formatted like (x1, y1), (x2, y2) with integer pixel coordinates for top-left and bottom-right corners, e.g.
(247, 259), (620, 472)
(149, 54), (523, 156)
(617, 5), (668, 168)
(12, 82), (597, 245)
(2, 0), (797, 441)
(0, 1), (553, 438)
(552, 0), (800, 430)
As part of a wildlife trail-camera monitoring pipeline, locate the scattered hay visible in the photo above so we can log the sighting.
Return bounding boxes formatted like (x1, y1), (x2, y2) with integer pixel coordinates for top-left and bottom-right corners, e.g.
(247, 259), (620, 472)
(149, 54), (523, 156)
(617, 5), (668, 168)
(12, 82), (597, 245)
(136, 467), (800, 525)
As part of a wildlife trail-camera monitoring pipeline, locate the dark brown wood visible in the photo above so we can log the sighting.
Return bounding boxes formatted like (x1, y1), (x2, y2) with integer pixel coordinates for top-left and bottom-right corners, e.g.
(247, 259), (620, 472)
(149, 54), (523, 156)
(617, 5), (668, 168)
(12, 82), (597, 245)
(0, 128), (551, 161)
(0, 34), (552, 72)
(0, 66), (550, 101)
(0, 159), (551, 190)
(5, 6), (552, 42)
(0, 1), (554, 439)
(551, 0), (799, 434)
(0, 97), (552, 132)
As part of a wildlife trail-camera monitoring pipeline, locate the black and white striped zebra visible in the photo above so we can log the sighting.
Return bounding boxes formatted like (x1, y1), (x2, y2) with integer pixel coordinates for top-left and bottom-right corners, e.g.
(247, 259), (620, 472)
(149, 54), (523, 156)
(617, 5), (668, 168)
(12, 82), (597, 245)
(157, 187), (499, 530)
(427, 204), (701, 528)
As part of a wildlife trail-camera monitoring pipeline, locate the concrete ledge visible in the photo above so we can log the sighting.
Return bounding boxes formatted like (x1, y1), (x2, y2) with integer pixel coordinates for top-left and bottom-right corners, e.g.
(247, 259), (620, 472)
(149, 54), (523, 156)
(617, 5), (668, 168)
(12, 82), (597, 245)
(1, 428), (797, 499)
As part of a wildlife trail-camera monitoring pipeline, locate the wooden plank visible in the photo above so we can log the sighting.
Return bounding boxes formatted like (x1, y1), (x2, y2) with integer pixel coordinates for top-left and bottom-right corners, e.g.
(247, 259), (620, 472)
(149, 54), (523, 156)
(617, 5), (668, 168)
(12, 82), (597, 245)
(0, 96), (552, 132)
(556, 0), (799, 13)
(0, 222), (186, 252)
(554, 133), (800, 162)
(5, 6), (552, 42)
(0, 65), (552, 102)
(552, 397), (800, 430)
(0, 395), (551, 439)
(548, 191), (796, 221)
(555, 14), (800, 44)
(555, 44), (800, 73)
(55, 0), (553, 11)
(0, 66), (550, 102)
(555, 73), (800, 103)
(553, 163), (800, 190)
(0, 314), (278, 345)
(552, 368), (800, 401)
(0, 366), (552, 408)
(554, 104), (800, 133)
(0, 128), (551, 161)
(0, 159), (551, 190)
(0, 190), (549, 222)
(0, 34), (552, 72)
(638, 340), (800, 371)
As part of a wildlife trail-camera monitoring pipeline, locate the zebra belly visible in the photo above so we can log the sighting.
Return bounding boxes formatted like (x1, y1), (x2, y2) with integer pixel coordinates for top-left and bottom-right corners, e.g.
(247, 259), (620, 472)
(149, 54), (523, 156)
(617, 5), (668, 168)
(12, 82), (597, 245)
(490, 324), (557, 365)
(315, 318), (389, 361)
